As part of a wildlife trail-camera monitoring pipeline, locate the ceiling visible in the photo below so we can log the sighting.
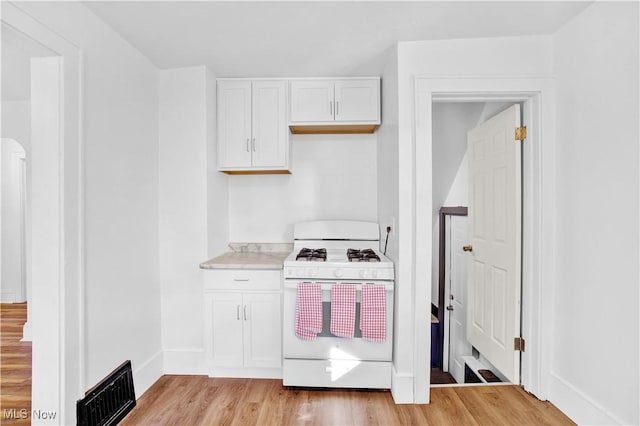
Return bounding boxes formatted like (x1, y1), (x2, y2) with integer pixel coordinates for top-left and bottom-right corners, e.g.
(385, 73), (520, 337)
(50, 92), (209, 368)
(84, 1), (592, 78)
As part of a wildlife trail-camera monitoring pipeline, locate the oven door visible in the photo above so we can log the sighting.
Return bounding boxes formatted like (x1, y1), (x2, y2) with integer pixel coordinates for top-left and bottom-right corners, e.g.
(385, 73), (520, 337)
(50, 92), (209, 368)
(283, 280), (393, 361)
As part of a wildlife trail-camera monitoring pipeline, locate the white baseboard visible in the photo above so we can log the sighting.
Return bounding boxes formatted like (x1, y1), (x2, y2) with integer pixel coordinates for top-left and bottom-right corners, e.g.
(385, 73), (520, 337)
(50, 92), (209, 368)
(21, 321), (32, 342)
(133, 350), (163, 399)
(549, 372), (626, 425)
(391, 366), (414, 403)
(0, 291), (16, 303)
(163, 348), (206, 375)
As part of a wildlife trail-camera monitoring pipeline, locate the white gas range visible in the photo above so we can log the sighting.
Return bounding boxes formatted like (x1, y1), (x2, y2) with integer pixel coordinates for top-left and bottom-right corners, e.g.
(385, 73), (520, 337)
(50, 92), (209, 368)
(282, 220), (395, 389)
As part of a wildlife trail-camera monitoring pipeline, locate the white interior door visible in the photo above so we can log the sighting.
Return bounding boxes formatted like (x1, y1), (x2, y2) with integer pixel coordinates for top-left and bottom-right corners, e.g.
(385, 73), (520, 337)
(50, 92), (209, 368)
(447, 215), (471, 384)
(467, 104), (522, 384)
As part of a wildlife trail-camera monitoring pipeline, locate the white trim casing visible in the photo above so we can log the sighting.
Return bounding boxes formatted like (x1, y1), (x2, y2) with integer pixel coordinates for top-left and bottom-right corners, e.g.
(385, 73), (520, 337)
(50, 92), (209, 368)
(391, 366), (415, 404)
(3, 3), (84, 424)
(413, 76), (556, 403)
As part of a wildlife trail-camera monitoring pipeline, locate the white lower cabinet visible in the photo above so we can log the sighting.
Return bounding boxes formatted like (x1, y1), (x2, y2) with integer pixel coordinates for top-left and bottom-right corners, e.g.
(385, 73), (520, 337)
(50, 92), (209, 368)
(204, 271), (282, 378)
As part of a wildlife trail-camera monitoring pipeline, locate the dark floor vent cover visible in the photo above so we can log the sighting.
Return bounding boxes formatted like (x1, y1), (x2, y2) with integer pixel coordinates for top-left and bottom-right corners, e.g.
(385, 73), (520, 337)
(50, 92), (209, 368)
(77, 360), (136, 426)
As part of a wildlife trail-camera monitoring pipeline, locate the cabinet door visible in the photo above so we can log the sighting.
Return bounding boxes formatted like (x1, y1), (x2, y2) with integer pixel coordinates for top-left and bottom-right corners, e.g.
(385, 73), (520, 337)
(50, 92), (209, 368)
(208, 293), (243, 367)
(251, 81), (288, 168)
(334, 79), (380, 122)
(218, 81), (252, 168)
(243, 293), (282, 368)
(289, 80), (334, 122)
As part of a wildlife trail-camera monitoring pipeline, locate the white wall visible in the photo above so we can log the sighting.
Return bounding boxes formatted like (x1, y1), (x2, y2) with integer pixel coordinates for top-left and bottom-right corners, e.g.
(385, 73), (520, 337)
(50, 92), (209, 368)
(158, 66), (212, 374)
(1, 103), (31, 303)
(1, 101), (31, 151)
(552, 2), (639, 424)
(17, 1), (163, 402)
(377, 46), (399, 263)
(376, 45), (414, 402)
(432, 103), (483, 215)
(430, 102), (483, 306)
(0, 139), (26, 302)
(1, 101), (30, 304)
(395, 35), (554, 403)
(228, 133), (378, 242)
(207, 71), (229, 258)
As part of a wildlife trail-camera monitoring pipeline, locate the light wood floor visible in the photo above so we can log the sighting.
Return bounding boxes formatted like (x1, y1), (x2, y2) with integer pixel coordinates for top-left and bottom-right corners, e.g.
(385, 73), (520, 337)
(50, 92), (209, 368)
(0, 303), (31, 425)
(122, 375), (574, 425)
(0, 305), (575, 425)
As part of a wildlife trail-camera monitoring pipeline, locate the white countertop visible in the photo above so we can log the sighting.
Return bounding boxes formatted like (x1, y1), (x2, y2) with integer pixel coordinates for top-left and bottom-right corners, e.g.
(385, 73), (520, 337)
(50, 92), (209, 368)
(199, 243), (292, 270)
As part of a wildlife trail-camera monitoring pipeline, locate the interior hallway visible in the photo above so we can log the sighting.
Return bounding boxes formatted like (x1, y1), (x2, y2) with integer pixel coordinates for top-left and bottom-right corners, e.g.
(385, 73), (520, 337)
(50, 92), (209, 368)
(0, 303), (31, 424)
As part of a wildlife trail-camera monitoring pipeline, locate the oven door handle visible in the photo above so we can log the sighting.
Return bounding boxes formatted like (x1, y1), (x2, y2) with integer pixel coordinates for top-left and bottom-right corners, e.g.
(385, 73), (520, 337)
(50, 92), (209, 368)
(283, 282), (394, 291)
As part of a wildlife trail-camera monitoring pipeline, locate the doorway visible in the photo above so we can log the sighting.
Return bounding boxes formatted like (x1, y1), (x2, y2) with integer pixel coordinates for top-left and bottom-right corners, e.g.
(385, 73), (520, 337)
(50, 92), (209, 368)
(413, 77), (556, 403)
(1, 139), (27, 304)
(2, 4), (84, 422)
(431, 102), (522, 386)
(434, 207), (468, 385)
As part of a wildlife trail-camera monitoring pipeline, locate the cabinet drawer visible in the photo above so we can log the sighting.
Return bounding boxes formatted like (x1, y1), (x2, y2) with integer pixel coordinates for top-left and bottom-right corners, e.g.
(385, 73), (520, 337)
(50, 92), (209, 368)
(204, 269), (281, 291)
(283, 359), (391, 389)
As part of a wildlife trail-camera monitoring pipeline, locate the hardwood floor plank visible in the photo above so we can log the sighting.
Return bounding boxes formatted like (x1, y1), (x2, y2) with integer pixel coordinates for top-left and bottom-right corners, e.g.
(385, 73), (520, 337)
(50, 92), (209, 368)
(421, 386), (476, 425)
(122, 376), (574, 425)
(0, 303), (31, 425)
(0, 303), (575, 426)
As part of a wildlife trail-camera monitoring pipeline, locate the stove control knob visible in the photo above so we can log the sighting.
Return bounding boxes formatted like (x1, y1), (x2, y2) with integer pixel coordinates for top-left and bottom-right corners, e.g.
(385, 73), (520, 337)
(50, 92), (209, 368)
(359, 269), (367, 278)
(334, 269), (343, 278)
(306, 268), (315, 278)
(296, 268), (304, 277)
(372, 270), (379, 279)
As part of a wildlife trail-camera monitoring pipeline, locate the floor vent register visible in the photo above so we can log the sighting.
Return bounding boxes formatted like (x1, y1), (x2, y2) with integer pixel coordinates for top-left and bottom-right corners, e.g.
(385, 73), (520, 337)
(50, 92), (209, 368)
(76, 360), (136, 426)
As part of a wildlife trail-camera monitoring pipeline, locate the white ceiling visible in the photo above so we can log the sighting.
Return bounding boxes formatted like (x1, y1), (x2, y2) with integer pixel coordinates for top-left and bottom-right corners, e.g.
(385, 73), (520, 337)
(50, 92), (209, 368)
(84, 1), (592, 78)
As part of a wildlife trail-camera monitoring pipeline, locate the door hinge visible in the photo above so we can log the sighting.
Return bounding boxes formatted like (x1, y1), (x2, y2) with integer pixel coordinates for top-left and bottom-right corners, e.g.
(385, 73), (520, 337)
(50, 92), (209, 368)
(514, 337), (526, 352)
(515, 126), (527, 141)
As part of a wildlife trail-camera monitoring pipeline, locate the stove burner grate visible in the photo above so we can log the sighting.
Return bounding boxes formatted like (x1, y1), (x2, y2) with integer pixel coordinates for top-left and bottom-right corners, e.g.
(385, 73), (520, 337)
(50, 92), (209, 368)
(296, 248), (327, 261)
(347, 248), (381, 262)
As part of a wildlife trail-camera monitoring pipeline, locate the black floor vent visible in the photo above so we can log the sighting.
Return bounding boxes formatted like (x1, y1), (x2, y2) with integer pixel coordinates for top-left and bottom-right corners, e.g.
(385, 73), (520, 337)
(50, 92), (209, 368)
(77, 360), (136, 426)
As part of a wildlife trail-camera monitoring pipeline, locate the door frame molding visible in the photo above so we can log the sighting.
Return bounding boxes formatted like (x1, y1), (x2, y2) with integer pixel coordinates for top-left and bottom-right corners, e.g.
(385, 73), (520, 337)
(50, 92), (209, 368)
(413, 76), (556, 403)
(2, 3), (85, 423)
(437, 206), (468, 370)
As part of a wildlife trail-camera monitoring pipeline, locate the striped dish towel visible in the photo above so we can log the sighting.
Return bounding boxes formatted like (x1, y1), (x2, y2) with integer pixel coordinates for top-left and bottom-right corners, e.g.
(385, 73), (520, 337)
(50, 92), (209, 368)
(330, 284), (356, 338)
(360, 284), (386, 342)
(295, 282), (323, 340)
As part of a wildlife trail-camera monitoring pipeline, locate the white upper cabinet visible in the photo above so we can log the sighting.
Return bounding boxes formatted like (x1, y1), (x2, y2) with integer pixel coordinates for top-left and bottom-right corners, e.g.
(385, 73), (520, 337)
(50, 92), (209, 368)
(334, 79), (380, 122)
(289, 78), (380, 134)
(217, 81), (252, 169)
(217, 79), (290, 174)
(289, 80), (335, 122)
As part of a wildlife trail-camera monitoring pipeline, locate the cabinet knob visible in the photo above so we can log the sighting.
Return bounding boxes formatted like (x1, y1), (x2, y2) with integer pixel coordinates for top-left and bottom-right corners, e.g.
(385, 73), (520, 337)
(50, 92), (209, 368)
(463, 245), (473, 252)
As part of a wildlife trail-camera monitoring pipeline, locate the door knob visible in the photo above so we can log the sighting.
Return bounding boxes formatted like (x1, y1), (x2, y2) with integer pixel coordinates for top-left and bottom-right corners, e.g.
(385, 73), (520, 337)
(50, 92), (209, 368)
(463, 245), (473, 252)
